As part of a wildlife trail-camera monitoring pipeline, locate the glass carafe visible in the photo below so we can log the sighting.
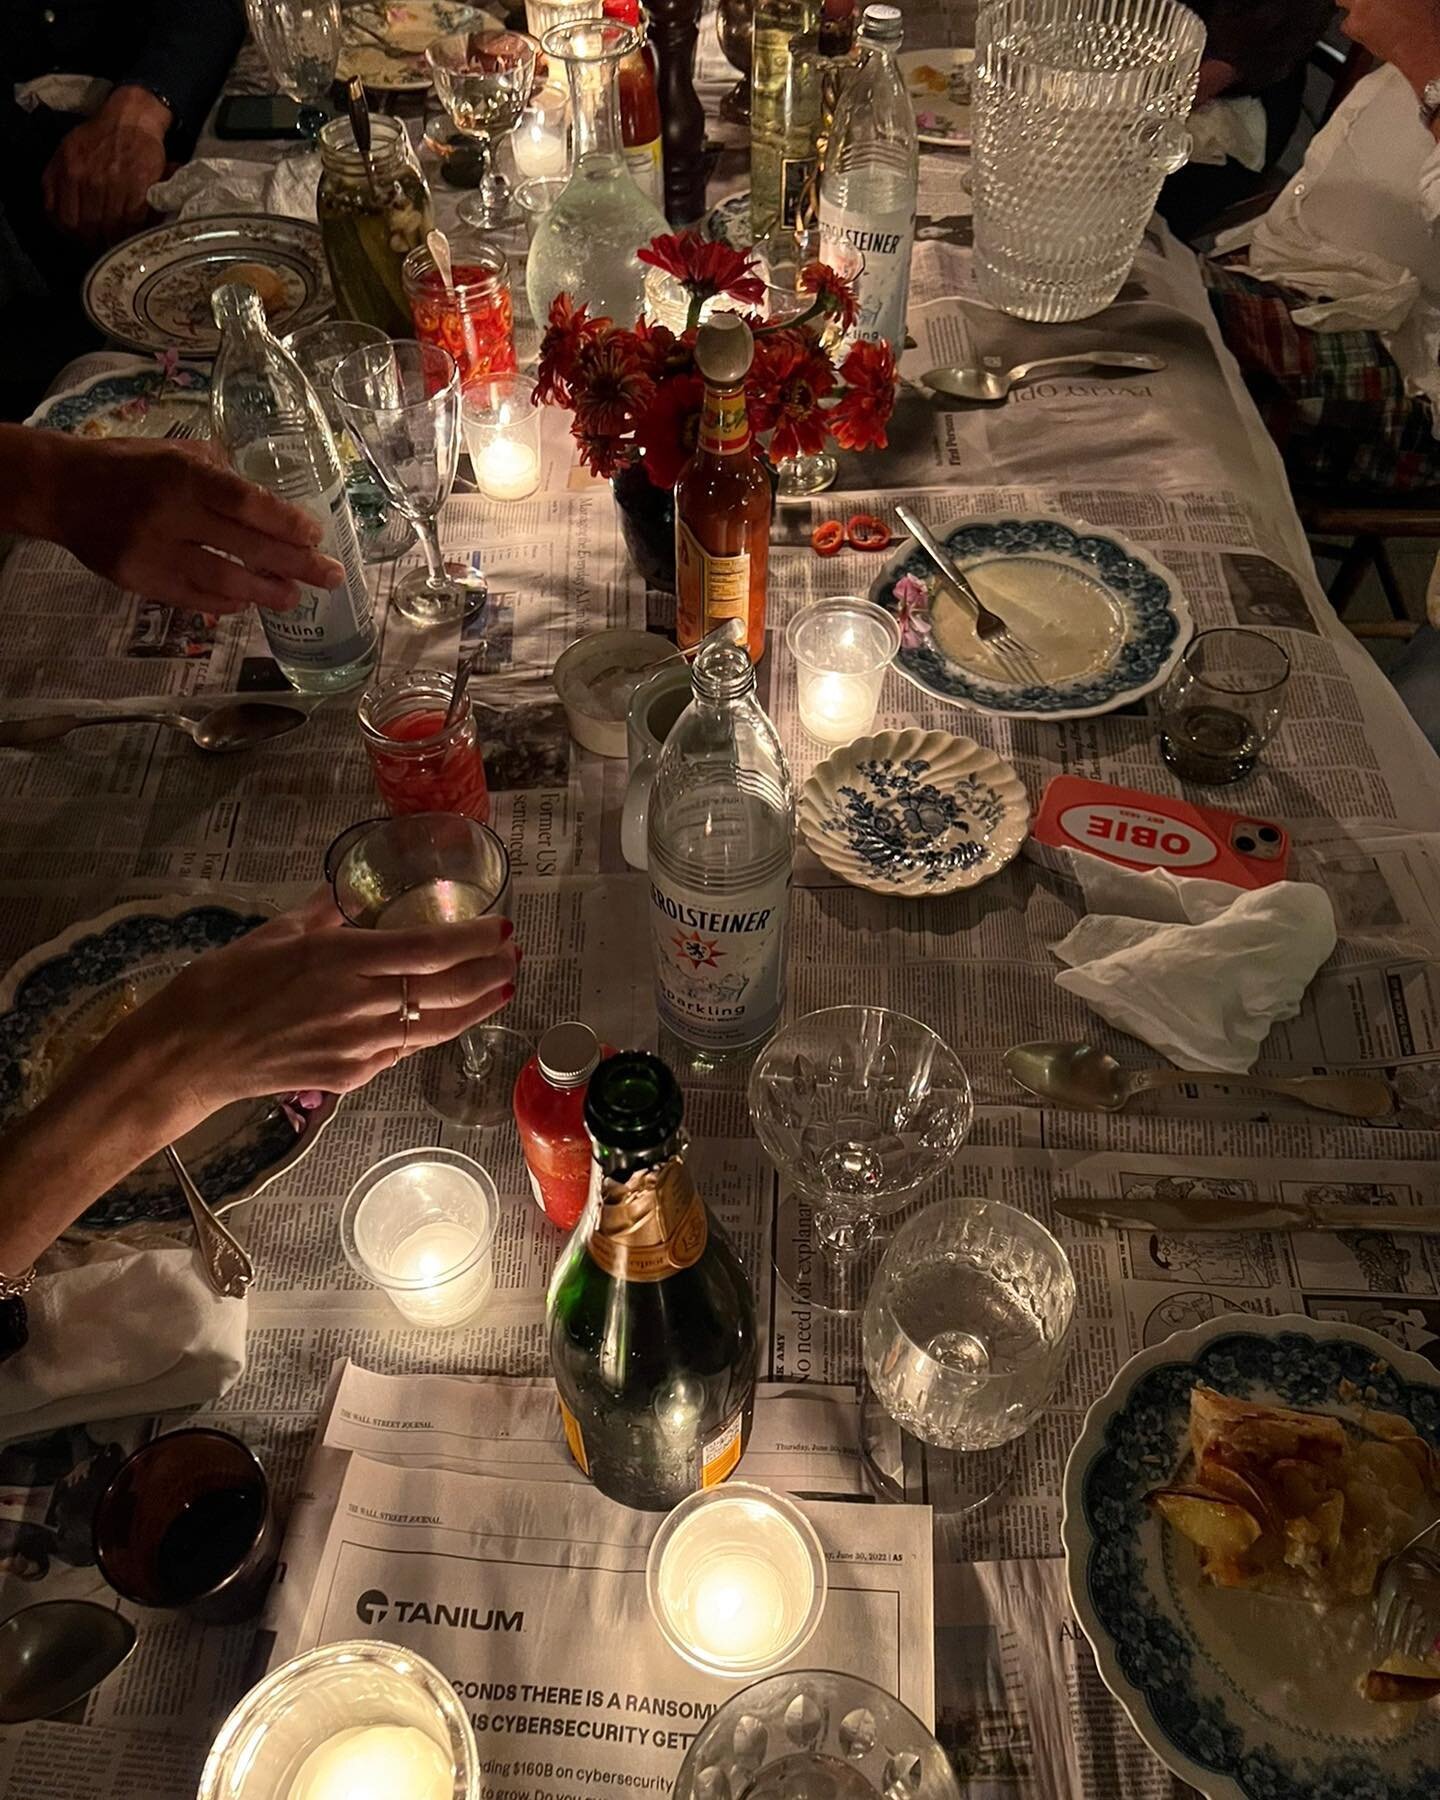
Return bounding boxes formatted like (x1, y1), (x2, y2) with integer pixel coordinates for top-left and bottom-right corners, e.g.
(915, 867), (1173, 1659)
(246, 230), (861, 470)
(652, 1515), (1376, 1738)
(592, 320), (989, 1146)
(526, 18), (668, 328)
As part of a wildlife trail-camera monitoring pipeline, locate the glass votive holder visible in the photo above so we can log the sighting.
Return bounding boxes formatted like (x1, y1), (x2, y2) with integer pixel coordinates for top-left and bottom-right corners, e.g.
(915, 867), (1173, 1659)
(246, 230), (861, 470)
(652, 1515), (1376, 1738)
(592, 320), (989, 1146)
(515, 174), (567, 248)
(402, 237), (517, 389)
(341, 1149), (498, 1329)
(512, 81), (569, 180)
(197, 1640), (480, 1800)
(646, 1483), (827, 1679)
(358, 667), (491, 824)
(785, 596), (902, 746)
(462, 374), (541, 502)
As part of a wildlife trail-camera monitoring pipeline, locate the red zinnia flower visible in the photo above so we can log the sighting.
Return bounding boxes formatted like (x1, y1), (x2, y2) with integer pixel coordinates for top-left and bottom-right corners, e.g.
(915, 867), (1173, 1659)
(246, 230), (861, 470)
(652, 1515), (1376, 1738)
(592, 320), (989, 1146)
(535, 294), (606, 406)
(635, 373), (704, 489)
(638, 231), (765, 306)
(798, 260), (859, 332)
(574, 430), (633, 480)
(571, 331), (655, 438)
(632, 316), (688, 383)
(829, 338), (898, 452)
(748, 329), (835, 464)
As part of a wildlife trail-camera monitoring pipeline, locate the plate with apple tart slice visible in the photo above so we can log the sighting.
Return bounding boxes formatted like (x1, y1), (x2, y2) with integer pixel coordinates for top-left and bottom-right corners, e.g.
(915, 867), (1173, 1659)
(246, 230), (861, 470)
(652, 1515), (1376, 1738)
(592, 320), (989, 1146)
(1062, 1313), (1440, 1800)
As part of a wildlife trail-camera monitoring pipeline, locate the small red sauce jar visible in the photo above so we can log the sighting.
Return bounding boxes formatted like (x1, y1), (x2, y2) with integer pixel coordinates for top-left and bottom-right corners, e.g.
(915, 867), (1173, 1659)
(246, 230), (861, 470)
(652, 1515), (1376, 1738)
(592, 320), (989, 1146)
(514, 1023), (613, 1231)
(358, 668), (491, 823)
(402, 240), (518, 387)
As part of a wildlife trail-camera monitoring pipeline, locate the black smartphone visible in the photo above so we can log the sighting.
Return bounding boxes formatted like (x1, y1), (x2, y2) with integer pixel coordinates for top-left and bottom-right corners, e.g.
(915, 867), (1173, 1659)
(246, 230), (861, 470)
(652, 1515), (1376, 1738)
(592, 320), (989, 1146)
(215, 94), (307, 139)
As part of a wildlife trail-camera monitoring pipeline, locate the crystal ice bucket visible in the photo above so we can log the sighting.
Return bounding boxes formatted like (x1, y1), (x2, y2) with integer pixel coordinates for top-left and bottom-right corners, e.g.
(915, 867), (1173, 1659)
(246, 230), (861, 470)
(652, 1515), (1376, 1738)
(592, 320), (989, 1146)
(972, 0), (1204, 322)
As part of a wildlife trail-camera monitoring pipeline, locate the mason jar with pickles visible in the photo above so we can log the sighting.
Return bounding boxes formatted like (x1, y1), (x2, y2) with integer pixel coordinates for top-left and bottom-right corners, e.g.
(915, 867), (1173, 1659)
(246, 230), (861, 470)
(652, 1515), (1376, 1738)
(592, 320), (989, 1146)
(316, 116), (433, 335)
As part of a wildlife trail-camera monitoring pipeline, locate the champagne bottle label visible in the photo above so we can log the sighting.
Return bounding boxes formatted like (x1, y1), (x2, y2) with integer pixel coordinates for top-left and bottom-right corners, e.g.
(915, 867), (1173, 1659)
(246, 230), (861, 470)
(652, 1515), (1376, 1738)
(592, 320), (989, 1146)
(819, 200), (914, 353)
(588, 1157), (709, 1282)
(558, 1397), (589, 1474)
(676, 518), (750, 648)
(702, 1411), (745, 1487)
(649, 865), (790, 1050)
(624, 137), (664, 209)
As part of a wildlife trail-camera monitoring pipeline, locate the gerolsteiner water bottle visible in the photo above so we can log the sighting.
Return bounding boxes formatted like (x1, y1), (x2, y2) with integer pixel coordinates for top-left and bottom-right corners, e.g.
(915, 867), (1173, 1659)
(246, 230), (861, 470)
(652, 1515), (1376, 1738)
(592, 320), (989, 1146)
(646, 622), (795, 1058)
(209, 283), (378, 693)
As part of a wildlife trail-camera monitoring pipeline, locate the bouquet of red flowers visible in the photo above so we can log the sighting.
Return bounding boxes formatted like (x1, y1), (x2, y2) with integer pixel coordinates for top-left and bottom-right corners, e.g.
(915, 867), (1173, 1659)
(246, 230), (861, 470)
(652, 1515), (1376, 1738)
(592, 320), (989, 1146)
(535, 231), (898, 489)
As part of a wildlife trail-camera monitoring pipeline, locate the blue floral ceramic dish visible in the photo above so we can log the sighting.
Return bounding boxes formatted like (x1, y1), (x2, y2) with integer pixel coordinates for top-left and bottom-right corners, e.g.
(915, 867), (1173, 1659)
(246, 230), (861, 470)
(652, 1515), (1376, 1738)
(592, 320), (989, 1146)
(26, 359), (211, 438)
(799, 727), (1029, 895)
(705, 190), (753, 251)
(869, 513), (1192, 720)
(1062, 1313), (1440, 1800)
(0, 895), (340, 1229)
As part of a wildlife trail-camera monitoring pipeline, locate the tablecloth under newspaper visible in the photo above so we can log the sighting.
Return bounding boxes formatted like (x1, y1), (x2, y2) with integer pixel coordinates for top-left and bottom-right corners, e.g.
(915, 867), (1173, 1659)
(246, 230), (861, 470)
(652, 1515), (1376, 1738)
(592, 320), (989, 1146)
(3, 11), (1440, 1798)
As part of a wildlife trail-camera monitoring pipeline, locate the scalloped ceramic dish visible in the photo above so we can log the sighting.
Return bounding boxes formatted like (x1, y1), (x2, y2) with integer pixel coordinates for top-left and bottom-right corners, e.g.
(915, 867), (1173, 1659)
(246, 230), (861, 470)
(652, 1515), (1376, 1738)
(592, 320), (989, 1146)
(1062, 1312), (1440, 1800)
(26, 360), (212, 437)
(870, 513), (1192, 720)
(799, 728), (1030, 895)
(0, 894), (341, 1229)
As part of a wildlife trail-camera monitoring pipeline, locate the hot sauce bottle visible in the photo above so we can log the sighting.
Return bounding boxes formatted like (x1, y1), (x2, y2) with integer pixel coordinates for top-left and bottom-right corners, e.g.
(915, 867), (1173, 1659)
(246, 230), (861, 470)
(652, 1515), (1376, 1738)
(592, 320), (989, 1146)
(675, 314), (772, 664)
(513, 1022), (614, 1231)
(602, 0), (664, 211)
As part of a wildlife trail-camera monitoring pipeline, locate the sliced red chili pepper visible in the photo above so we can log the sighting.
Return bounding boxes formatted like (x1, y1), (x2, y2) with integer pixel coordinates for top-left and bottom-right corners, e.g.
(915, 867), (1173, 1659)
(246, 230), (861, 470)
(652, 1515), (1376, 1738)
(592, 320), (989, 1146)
(811, 520), (845, 556)
(846, 512), (891, 551)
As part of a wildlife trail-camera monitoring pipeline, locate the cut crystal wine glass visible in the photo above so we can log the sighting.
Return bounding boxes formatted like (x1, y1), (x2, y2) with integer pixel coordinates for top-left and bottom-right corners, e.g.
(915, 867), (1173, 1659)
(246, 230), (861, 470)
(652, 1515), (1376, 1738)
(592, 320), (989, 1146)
(861, 1196), (1075, 1512)
(245, 0), (340, 137)
(331, 339), (487, 625)
(325, 813), (530, 1129)
(426, 29), (540, 230)
(672, 1668), (962, 1800)
(748, 1007), (974, 1315)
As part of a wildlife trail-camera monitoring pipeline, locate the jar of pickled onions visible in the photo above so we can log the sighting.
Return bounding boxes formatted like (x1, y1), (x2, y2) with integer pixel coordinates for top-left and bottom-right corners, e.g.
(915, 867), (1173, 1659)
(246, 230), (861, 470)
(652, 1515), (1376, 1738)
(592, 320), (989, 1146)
(358, 668), (491, 823)
(402, 239), (518, 387)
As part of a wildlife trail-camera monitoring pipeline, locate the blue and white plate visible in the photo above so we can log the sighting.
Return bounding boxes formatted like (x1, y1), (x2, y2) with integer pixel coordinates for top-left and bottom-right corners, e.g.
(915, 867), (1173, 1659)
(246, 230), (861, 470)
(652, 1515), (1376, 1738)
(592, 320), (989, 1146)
(705, 190), (753, 252)
(799, 728), (1030, 895)
(870, 513), (1192, 720)
(1062, 1313), (1440, 1800)
(0, 895), (341, 1230)
(26, 358), (211, 437)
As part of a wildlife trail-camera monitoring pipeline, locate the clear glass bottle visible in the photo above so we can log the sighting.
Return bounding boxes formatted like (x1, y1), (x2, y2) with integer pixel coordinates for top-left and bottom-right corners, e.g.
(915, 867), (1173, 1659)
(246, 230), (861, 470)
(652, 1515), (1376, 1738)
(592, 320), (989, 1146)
(526, 18), (669, 328)
(315, 114), (433, 336)
(818, 2), (917, 358)
(749, 0), (819, 242)
(646, 623), (794, 1058)
(209, 284), (378, 694)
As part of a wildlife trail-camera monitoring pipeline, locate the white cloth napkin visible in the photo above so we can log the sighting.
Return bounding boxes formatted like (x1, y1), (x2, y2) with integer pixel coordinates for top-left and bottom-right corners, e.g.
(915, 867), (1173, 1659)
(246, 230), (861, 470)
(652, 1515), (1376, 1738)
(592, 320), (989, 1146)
(1050, 853), (1338, 1073)
(148, 154), (321, 224)
(0, 1234), (247, 1439)
(14, 74), (112, 116)
(1186, 96), (1267, 172)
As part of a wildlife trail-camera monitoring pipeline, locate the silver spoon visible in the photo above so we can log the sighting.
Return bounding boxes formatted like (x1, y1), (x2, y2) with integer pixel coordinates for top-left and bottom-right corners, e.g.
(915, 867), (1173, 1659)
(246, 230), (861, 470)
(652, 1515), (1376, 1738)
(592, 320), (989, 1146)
(427, 225), (457, 300)
(923, 351), (1166, 403)
(0, 700), (310, 754)
(1004, 1040), (1394, 1120)
(0, 1601), (136, 1724)
(165, 1144), (255, 1299)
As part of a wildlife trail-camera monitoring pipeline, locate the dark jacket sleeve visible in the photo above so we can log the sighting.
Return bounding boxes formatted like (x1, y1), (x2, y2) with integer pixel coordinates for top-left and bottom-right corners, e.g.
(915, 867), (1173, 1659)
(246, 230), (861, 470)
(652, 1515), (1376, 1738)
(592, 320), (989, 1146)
(116, 0), (247, 148)
(1199, 0), (1335, 93)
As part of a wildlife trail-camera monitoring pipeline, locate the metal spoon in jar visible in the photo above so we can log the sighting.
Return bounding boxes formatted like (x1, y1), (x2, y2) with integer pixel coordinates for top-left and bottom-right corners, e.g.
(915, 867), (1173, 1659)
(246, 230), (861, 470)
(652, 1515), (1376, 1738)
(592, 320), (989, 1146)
(0, 700), (311, 754)
(428, 226), (457, 301)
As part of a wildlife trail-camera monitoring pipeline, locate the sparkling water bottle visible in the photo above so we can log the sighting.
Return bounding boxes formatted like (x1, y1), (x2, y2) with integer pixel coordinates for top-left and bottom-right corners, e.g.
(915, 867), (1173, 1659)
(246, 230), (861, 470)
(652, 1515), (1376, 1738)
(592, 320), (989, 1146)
(646, 624), (794, 1058)
(209, 283), (378, 693)
(818, 3), (918, 358)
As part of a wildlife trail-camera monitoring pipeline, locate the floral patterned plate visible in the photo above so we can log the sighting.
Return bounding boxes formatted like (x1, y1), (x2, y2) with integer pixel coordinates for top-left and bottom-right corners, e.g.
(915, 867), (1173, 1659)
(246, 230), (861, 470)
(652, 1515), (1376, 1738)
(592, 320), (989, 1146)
(25, 357), (211, 438)
(83, 215), (332, 356)
(0, 894), (341, 1229)
(898, 48), (973, 148)
(870, 513), (1192, 720)
(339, 1), (488, 91)
(1062, 1312), (1440, 1800)
(705, 190), (753, 252)
(799, 728), (1030, 895)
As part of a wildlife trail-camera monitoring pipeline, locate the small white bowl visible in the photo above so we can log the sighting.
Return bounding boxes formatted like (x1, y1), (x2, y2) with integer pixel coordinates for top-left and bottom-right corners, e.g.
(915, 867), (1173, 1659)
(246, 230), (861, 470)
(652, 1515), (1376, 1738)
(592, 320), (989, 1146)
(552, 629), (673, 757)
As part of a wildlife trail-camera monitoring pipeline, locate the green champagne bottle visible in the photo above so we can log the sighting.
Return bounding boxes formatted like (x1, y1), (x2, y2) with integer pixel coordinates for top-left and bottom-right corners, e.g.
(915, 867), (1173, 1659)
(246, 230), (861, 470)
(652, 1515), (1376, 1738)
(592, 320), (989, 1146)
(546, 1051), (759, 1510)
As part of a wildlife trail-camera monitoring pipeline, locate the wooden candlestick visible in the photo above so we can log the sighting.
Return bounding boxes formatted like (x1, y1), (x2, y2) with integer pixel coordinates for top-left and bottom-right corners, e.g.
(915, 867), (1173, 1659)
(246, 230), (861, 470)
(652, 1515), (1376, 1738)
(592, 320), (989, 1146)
(647, 0), (708, 225)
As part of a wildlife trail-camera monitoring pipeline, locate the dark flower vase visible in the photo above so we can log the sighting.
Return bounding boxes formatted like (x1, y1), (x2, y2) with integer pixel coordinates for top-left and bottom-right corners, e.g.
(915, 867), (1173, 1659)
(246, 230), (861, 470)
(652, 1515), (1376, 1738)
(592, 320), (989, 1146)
(612, 462), (676, 594)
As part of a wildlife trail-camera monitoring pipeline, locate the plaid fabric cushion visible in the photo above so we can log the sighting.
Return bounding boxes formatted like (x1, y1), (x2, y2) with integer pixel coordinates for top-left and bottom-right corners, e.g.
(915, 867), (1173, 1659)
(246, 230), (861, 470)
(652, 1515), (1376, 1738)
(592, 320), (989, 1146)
(1203, 258), (1440, 494)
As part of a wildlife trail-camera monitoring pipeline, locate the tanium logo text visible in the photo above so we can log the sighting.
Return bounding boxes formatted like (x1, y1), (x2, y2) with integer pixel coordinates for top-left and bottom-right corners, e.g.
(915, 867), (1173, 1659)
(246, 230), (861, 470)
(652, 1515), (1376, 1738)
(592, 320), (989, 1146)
(355, 1587), (524, 1631)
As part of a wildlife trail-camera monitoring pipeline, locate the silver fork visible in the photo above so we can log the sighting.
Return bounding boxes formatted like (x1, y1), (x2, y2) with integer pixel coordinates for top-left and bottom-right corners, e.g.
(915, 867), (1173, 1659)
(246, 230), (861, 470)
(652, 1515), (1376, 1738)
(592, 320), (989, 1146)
(163, 418), (208, 441)
(893, 504), (1045, 687)
(1374, 1517), (1440, 1670)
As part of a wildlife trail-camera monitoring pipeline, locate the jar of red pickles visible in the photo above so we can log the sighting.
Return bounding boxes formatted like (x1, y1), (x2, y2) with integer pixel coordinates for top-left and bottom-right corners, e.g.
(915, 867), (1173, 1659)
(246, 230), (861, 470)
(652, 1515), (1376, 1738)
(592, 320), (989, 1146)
(514, 1022), (614, 1230)
(402, 239), (518, 387)
(358, 668), (491, 823)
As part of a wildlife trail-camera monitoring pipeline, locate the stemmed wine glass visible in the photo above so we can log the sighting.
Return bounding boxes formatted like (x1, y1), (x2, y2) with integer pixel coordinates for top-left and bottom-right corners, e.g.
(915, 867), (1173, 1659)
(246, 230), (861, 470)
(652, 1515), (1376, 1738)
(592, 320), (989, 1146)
(330, 339), (487, 625)
(426, 30), (540, 229)
(860, 1196), (1076, 1512)
(748, 1007), (974, 1315)
(325, 813), (531, 1129)
(245, 0), (340, 137)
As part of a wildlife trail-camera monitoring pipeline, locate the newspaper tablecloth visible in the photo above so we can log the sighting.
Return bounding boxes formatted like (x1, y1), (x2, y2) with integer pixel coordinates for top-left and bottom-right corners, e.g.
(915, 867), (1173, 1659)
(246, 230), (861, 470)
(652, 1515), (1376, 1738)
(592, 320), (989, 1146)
(1, 9), (1440, 1797)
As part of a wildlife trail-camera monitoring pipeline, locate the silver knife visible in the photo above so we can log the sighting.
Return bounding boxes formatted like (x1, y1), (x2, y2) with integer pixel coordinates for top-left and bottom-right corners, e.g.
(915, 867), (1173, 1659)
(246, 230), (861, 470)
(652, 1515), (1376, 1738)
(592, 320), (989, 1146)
(1055, 1194), (1440, 1235)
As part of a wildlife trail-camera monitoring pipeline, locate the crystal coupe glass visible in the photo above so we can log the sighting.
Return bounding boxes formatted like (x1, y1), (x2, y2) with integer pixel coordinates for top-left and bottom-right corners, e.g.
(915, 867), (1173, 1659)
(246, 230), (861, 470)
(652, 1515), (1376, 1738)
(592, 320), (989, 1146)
(426, 29), (540, 230)
(748, 1007), (974, 1315)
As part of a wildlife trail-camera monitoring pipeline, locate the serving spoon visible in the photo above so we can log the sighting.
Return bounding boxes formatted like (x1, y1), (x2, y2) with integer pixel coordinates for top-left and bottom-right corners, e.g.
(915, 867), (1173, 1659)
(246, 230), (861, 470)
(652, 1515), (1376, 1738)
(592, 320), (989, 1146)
(923, 351), (1166, 403)
(1004, 1040), (1394, 1120)
(0, 700), (310, 754)
(0, 1602), (136, 1724)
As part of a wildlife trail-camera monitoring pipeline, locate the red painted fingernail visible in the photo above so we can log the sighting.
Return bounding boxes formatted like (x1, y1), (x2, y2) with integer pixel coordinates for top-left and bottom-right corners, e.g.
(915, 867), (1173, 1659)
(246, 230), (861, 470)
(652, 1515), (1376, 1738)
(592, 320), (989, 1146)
(499, 982), (516, 1004)
(513, 944), (523, 966)
(500, 918), (514, 940)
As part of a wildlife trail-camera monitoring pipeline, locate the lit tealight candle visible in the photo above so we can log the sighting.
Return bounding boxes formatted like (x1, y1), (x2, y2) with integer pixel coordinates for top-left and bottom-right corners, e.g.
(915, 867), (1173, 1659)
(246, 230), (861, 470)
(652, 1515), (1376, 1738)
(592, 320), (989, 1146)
(342, 1151), (498, 1330)
(786, 597), (902, 747)
(477, 435), (541, 501)
(512, 86), (568, 179)
(646, 1484), (827, 1677)
(287, 1724), (452, 1800)
(800, 669), (878, 744)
